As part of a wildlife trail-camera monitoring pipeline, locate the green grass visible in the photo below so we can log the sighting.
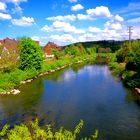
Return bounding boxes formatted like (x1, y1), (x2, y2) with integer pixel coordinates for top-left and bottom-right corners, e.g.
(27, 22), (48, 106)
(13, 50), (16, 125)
(0, 55), (95, 93)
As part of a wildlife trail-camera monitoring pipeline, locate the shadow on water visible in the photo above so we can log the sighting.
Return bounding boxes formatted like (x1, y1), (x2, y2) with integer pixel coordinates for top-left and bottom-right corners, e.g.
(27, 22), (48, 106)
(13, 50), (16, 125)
(0, 61), (140, 140)
(0, 78), (44, 128)
(95, 55), (109, 65)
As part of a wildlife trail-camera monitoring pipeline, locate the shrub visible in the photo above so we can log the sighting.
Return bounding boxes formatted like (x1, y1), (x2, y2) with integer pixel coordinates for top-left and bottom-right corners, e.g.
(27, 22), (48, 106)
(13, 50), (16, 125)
(116, 48), (124, 63)
(0, 119), (99, 140)
(52, 49), (61, 60)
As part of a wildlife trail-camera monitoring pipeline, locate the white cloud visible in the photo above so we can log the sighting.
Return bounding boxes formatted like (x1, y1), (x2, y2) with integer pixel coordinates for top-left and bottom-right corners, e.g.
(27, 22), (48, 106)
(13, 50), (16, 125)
(78, 33), (95, 42)
(127, 17), (140, 24)
(41, 25), (50, 32)
(41, 21), (85, 34)
(104, 14), (124, 31)
(0, 2), (7, 11)
(114, 15), (124, 22)
(89, 26), (101, 33)
(1, 0), (27, 15)
(103, 29), (120, 39)
(0, 12), (12, 20)
(77, 14), (92, 20)
(68, 0), (77, 3)
(46, 14), (76, 22)
(132, 26), (140, 39)
(87, 6), (112, 18)
(2, 0), (27, 4)
(105, 21), (122, 30)
(31, 36), (40, 41)
(11, 16), (35, 26)
(50, 34), (77, 43)
(71, 4), (84, 11)
(110, 23), (122, 30)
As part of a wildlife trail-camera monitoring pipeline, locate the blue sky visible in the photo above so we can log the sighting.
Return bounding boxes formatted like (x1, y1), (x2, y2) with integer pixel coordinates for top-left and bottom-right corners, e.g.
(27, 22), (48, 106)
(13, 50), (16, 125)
(0, 0), (140, 46)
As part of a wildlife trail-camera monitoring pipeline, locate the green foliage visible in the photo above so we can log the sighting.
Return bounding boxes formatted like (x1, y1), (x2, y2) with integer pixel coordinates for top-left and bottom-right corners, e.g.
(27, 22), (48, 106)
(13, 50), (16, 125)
(25, 68), (39, 79)
(8, 124), (31, 140)
(0, 54), (94, 92)
(0, 119), (99, 140)
(85, 48), (96, 55)
(109, 59), (126, 76)
(52, 49), (61, 60)
(0, 124), (10, 137)
(109, 40), (140, 87)
(76, 43), (87, 55)
(125, 41), (140, 72)
(64, 44), (79, 56)
(0, 68), (39, 92)
(98, 47), (111, 53)
(0, 69), (24, 91)
(67, 40), (122, 52)
(19, 37), (43, 71)
(116, 48), (123, 63)
(122, 71), (140, 87)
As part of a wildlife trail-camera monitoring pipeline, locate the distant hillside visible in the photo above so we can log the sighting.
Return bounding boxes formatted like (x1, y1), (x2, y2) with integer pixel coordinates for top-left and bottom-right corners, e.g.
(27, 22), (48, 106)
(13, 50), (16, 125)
(62, 40), (124, 52)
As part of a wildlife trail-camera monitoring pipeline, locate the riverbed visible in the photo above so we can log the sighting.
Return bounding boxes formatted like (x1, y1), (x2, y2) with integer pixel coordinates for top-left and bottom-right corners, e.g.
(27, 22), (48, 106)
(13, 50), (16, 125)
(0, 63), (140, 140)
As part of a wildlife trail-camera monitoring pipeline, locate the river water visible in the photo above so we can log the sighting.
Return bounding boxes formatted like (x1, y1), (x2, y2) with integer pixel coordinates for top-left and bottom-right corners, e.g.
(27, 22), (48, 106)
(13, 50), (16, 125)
(0, 63), (140, 140)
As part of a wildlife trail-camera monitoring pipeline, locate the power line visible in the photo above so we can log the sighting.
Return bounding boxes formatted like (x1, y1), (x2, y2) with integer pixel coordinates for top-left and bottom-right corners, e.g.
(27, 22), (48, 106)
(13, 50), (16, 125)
(127, 26), (133, 46)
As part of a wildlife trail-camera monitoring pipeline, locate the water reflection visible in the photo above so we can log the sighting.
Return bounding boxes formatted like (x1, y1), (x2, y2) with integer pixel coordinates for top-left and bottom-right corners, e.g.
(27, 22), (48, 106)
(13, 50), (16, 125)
(0, 64), (140, 140)
(0, 78), (44, 127)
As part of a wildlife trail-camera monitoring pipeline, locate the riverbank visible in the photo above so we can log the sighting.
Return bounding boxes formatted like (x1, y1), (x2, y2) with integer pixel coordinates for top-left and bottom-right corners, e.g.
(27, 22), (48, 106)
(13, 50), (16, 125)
(0, 55), (95, 95)
(108, 60), (140, 94)
(93, 53), (140, 94)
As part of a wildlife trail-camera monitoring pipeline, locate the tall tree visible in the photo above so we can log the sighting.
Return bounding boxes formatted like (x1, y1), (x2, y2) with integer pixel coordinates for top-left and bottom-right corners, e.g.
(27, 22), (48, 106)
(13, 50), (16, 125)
(19, 37), (43, 70)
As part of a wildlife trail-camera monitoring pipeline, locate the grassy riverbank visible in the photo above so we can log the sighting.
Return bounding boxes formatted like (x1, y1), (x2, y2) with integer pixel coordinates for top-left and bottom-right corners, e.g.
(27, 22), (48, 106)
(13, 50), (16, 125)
(108, 41), (140, 88)
(0, 55), (95, 93)
(0, 37), (97, 94)
(1, 38), (139, 93)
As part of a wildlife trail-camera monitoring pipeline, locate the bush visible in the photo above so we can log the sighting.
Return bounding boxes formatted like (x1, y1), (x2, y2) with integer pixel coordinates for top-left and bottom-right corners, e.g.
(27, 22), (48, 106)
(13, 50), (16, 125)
(116, 49), (124, 63)
(52, 49), (61, 60)
(0, 119), (99, 140)
(0, 69), (25, 91)
(109, 62), (125, 76)
(122, 71), (140, 87)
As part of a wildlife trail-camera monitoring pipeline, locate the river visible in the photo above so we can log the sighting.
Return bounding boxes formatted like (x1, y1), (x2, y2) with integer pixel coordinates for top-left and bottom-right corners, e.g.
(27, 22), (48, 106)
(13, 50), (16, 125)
(0, 63), (140, 140)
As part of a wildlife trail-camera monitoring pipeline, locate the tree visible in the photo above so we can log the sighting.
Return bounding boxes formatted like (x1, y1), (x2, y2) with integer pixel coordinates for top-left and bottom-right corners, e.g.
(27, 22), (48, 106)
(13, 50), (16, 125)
(52, 49), (60, 60)
(76, 43), (86, 55)
(64, 45), (79, 56)
(125, 40), (140, 72)
(85, 47), (96, 55)
(19, 37), (43, 71)
(116, 48), (123, 63)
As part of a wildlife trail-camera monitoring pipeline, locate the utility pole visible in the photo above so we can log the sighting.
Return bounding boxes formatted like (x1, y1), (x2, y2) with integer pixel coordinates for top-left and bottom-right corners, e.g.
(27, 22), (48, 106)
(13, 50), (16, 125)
(127, 26), (133, 46)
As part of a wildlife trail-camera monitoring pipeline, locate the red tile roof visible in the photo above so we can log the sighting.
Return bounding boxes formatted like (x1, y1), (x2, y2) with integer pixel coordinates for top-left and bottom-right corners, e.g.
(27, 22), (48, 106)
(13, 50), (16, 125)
(43, 42), (62, 55)
(0, 38), (18, 51)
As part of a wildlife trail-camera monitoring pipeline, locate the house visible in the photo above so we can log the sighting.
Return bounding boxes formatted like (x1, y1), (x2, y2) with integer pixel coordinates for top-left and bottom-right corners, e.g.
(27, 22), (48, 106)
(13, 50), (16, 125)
(0, 38), (18, 60)
(0, 38), (18, 52)
(43, 42), (62, 58)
